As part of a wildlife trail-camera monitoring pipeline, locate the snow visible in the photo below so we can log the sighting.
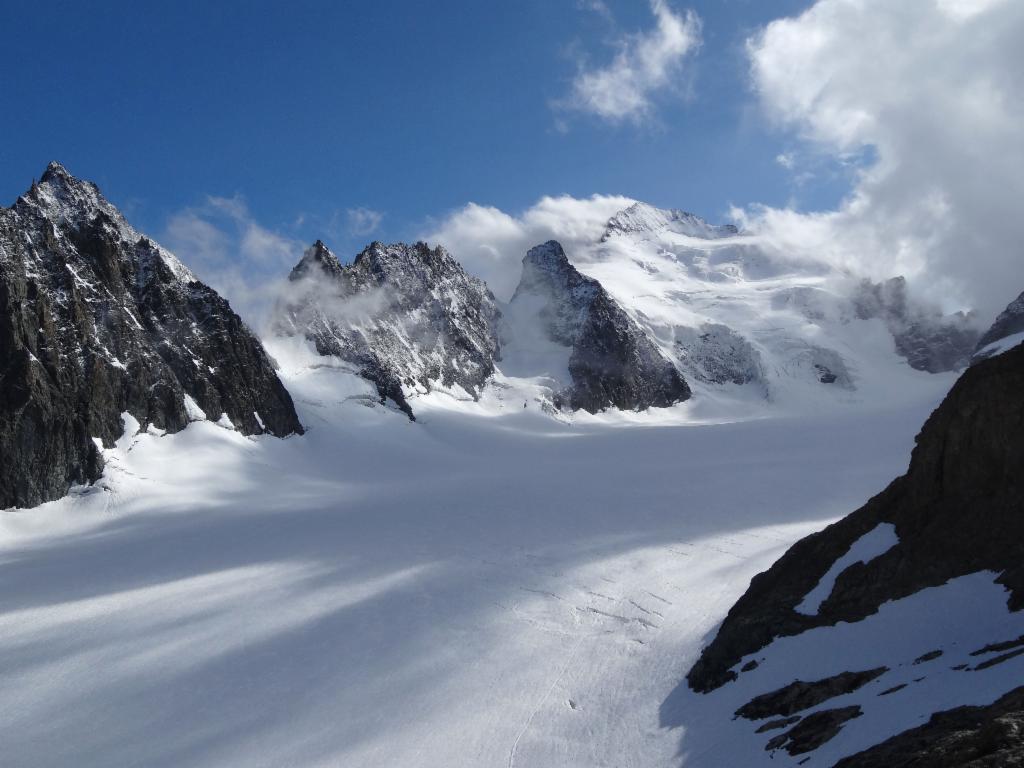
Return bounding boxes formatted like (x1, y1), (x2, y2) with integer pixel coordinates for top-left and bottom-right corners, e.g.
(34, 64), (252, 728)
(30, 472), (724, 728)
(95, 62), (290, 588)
(975, 330), (1024, 359)
(183, 394), (207, 422)
(795, 522), (899, 615)
(0, 340), (960, 768)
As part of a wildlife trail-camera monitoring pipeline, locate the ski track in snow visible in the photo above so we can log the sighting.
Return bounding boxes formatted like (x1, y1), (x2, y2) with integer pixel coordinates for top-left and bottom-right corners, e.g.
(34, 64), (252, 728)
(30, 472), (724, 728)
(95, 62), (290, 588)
(0, 347), (967, 768)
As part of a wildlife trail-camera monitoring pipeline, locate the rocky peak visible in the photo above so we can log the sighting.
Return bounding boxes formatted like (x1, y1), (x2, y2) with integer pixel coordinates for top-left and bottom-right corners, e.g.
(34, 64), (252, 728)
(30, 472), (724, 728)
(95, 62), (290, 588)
(277, 240), (501, 419)
(974, 289), (1024, 359)
(290, 239), (344, 281)
(601, 202), (738, 242)
(0, 163), (303, 509)
(509, 240), (690, 412)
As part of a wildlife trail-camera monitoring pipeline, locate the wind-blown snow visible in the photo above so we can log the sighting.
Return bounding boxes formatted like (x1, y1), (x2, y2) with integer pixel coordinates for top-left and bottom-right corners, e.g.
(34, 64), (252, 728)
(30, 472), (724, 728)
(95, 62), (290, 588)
(795, 522), (900, 615)
(0, 335), (957, 767)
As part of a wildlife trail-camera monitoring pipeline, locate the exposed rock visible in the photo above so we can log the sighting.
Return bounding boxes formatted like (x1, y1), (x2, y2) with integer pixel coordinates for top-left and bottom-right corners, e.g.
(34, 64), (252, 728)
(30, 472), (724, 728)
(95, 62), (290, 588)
(974, 290), (1024, 360)
(914, 649), (944, 664)
(765, 706), (863, 756)
(277, 240), (501, 419)
(509, 241), (690, 413)
(833, 686), (1024, 767)
(878, 684), (908, 696)
(973, 648), (1024, 672)
(736, 668), (887, 720)
(853, 276), (980, 372)
(756, 716), (801, 733)
(0, 162), (302, 509)
(687, 341), (1024, 693)
(971, 634), (1024, 657)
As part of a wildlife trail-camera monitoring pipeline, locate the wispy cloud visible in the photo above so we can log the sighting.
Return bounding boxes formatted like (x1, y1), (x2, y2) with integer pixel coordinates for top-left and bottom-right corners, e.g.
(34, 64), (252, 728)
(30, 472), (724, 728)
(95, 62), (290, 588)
(162, 196), (304, 330)
(422, 194), (634, 301)
(741, 0), (1024, 318)
(346, 207), (383, 237)
(557, 0), (701, 125)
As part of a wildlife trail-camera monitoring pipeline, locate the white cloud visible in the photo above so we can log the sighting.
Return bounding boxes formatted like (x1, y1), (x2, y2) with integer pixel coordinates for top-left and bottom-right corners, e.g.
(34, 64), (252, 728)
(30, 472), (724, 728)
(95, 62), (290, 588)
(423, 194), (634, 301)
(346, 207), (383, 237)
(163, 196), (304, 330)
(743, 0), (1024, 318)
(560, 0), (701, 124)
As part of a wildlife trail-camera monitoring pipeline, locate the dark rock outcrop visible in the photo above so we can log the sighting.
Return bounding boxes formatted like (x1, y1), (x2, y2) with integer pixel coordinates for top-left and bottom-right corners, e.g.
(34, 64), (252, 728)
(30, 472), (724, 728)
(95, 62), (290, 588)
(687, 340), (1024, 694)
(277, 240), (501, 419)
(0, 162), (302, 509)
(974, 290), (1024, 360)
(766, 706), (863, 756)
(854, 276), (980, 372)
(834, 686), (1024, 767)
(509, 241), (690, 413)
(736, 667), (887, 720)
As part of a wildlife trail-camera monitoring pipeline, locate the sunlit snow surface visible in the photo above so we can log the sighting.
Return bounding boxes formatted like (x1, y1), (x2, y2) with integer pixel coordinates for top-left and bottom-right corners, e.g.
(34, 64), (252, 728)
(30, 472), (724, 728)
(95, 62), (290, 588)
(0, 335), (991, 767)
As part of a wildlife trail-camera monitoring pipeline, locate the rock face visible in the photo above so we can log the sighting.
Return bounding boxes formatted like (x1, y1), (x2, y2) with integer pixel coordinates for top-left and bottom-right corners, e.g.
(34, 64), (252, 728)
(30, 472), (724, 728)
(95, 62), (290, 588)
(974, 289), (1024, 360)
(509, 241), (691, 413)
(0, 162), (303, 509)
(687, 340), (1024, 694)
(278, 240), (501, 419)
(833, 685), (1024, 767)
(853, 276), (980, 372)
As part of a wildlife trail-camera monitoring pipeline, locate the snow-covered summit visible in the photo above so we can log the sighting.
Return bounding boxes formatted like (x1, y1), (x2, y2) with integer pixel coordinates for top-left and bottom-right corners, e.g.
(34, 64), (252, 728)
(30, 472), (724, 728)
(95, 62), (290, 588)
(601, 201), (739, 242)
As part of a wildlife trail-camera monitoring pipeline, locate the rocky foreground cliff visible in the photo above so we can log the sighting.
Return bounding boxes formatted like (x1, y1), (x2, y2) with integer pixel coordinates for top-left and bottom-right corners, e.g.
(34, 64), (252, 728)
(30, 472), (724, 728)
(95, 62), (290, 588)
(674, 330), (1024, 764)
(0, 163), (302, 509)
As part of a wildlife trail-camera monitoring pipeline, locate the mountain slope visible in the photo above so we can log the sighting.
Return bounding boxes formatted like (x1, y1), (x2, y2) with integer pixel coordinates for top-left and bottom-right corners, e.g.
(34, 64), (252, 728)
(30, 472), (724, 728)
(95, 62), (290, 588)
(505, 240), (690, 412)
(675, 338), (1024, 763)
(0, 162), (302, 509)
(276, 239), (501, 419)
(553, 202), (981, 411)
(974, 289), (1024, 361)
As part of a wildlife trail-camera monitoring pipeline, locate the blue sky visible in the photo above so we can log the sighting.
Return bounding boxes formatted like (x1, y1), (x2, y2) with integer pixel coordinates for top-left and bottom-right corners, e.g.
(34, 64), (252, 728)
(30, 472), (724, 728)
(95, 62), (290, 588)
(5, 0), (1018, 323)
(1, 0), (842, 247)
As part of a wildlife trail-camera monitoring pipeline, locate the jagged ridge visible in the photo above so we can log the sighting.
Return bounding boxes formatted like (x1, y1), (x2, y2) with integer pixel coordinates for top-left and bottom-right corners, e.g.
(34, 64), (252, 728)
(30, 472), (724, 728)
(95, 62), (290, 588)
(0, 162), (303, 509)
(278, 239), (501, 419)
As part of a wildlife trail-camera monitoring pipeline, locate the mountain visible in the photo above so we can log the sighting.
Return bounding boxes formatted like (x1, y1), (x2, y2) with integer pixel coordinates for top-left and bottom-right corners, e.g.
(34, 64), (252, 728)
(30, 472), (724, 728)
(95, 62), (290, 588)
(0, 162), (302, 509)
(601, 201), (739, 242)
(677, 338), (1024, 763)
(505, 240), (690, 412)
(276, 239), (501, 419)
(974, 289), (1024, 361)
(569, 203), (981, 408)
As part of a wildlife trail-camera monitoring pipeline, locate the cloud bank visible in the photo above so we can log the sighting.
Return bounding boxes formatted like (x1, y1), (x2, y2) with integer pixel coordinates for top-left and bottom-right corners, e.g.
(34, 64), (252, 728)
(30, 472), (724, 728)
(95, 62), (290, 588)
(743, 0), (1024, 319)
(423, 194), (634, 301)
(560, 0), (701, 125)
